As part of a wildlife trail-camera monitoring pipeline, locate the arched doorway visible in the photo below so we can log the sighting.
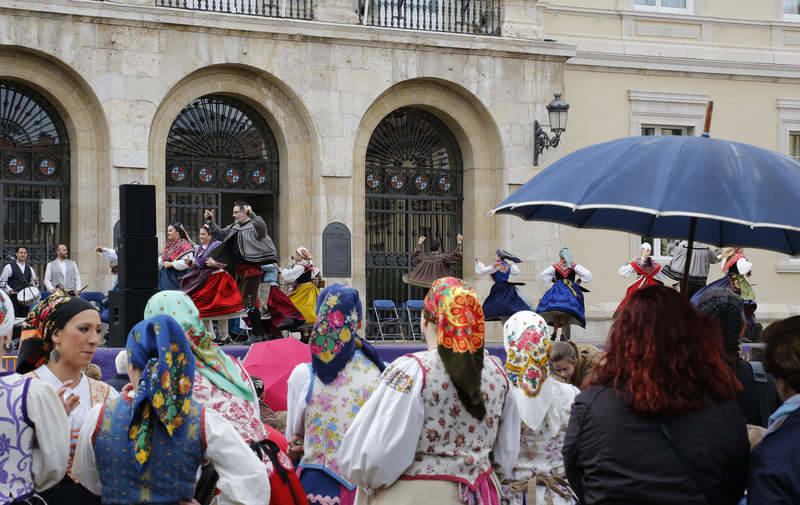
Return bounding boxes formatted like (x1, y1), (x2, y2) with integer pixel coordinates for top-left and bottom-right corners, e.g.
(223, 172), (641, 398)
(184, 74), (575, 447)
(165, 95), (279, 240)
(365, 107), (463, 308)
(0, 80), (70, 280)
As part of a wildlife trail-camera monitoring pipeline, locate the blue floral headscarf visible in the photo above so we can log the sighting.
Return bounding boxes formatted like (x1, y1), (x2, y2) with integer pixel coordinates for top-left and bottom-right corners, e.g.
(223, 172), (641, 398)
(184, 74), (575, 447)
(311, 283), (384, 384)
(127, 315), (196, 473)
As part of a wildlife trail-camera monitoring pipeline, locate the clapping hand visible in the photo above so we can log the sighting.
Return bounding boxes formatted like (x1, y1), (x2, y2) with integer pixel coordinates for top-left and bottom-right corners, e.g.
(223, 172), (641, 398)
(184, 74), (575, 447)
(204, 209), (214, 220)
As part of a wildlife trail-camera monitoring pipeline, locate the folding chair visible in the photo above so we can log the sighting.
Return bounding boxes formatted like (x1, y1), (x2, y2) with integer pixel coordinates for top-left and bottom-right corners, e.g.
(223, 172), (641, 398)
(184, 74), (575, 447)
(372, 300), (405, 341)
(403, 299), (424, 340)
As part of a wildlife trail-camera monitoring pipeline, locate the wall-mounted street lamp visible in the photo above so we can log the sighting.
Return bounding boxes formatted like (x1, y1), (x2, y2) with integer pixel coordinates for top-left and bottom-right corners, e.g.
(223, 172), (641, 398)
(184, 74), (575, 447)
(534, 93), (570, 166)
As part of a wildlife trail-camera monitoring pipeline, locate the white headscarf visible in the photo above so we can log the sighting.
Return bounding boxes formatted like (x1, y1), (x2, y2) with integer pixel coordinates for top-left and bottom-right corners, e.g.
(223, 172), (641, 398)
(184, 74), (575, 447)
(503, 311), (578, 435)
(0, 290), (15, 339)
(296, 247), (320, 277)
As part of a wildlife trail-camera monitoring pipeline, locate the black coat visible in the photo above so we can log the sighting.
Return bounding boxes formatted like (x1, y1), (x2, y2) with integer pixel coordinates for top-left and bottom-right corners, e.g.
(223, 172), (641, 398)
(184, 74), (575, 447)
(563, 385), (749, 505)
(747, 408), (800, 505)
(734, 360), (781, 428)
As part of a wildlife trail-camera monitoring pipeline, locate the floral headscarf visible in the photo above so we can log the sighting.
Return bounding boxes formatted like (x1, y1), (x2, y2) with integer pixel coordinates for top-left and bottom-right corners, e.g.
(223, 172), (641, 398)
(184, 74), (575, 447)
(423, 277), (486, 420)
(0, 290), (13, 339)
(311, 283), (384, 384)
(127, 315), (196, 473)
(162, 222), (194, 262)
(16, 290), (97, 374)
(503, 311), (558, 432)
(144, 291), (253, 401)
(295, 247), (320, 277)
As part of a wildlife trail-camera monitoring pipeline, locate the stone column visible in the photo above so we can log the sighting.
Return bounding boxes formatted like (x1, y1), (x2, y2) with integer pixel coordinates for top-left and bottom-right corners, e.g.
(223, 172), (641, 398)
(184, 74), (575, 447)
(501, 0), (543, 40)
(314, 0), (360, 24)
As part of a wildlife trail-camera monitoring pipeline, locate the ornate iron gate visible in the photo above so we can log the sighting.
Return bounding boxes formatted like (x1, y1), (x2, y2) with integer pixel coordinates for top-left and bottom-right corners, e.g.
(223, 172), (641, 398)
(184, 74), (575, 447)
(166, 95), (279, 241)
(0, 81), (70, 281)
(365, 107), (463, 310)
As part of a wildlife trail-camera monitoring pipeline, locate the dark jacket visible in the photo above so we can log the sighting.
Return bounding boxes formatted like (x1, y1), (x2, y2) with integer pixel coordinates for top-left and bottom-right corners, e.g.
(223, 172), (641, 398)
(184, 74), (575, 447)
(105, 372), (129, 392)
(563, 385), (749, 505)
(208, 213), (277, 265)
(735, 360), (781, 428)
(747, 408), (800, 504)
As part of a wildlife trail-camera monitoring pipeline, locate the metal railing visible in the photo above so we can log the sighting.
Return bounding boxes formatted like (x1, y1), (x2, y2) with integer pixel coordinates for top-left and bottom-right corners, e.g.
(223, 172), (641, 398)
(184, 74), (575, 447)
(156, 0), (313, 20)
(360, 0), (500, 35)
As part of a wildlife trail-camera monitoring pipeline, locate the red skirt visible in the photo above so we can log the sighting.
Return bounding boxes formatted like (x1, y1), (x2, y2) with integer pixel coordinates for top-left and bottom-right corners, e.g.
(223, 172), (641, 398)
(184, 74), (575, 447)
(190, 270), (243, 319)
(614, 276), (659, 317)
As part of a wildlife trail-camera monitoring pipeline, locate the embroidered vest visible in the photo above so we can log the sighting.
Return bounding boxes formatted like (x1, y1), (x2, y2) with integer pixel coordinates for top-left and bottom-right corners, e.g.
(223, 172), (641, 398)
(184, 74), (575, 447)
(553, 264), (576, 282)
(8, 263), (32, 292)
(490, 261), (511, 283)
(402, 350), (509, 489)
(301, 350), (381, 488)
(93, 396), (206, 504)
(0, 372), (35, 504)
(47, 259), (79, 291)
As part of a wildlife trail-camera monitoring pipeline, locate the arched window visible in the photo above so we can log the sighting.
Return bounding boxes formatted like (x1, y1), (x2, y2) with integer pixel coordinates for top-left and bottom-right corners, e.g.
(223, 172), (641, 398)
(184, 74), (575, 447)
(166, 95), (279, 239)
(365, 107), (463, 314)
(0, 80), (70, 279)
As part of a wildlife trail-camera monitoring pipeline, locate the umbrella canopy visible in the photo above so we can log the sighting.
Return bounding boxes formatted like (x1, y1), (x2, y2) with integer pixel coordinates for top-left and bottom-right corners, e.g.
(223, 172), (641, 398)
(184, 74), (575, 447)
(243, 337), (311, 411)
(493, 135), (800, 255)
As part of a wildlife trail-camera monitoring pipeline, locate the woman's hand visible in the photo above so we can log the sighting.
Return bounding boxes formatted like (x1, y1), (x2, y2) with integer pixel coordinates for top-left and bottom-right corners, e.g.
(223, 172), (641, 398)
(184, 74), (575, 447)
(418, 236), (426, 246)
(475, 257), (480, 263)
(164, 261), (173, 268)
(56, 380), (80, 416)
(287, 434), (304, 459)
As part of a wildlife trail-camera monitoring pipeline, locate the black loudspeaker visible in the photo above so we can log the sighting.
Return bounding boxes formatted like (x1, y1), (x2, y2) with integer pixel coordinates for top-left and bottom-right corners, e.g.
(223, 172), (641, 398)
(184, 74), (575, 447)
(119, 184), (156, 237)
(107, 288), (156, 347)
(118, 236), (158, 289)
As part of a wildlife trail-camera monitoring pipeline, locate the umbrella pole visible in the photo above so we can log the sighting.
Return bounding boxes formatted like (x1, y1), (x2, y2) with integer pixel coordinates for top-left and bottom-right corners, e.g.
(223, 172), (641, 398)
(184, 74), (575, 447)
(680, 217), (698, 296)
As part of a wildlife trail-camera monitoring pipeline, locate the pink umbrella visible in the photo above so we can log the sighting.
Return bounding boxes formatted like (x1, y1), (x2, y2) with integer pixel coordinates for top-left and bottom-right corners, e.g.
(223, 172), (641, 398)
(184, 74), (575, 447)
(243, 337), (311, 411)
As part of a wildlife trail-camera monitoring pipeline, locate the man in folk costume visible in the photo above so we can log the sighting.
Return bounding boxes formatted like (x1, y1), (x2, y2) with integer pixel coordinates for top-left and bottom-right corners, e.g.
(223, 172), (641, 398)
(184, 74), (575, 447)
(663, 240), (722, 297)
(474, 249), (533, 322)
(0, 289), (73, 505)
(0, 246), (38, 317)
(403, 234), (463, 288)
(44, 244), (83, 296)
(72, 315), (269, 505)
(285, 284), (385, 505)
(614, 243), (666, 317)
(500, 311), (579, 505)
(206, 202), (278, 345)
(338, 277), (520, 505)
(536, 248), (592, 341)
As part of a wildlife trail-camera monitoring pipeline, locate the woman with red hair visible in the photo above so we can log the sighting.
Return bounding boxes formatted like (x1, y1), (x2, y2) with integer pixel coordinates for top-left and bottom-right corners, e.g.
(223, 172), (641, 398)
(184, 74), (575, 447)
(563, 286), (749, 505)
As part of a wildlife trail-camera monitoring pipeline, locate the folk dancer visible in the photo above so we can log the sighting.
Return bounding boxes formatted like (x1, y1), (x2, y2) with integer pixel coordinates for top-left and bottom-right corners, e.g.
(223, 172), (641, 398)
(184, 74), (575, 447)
(72, 315), (270, 505)
(474, 249), (533, 322)
(206, 202), (279, 345)
(15, 290), (118, 505)
(499, 311), (579, 505)
(339, 277), (520, 505)
(0, 246), (39, 317)
(281, 247), (321, 336)
(157, 222), (194, 291)
(180, 224), (243, 344)
(536, 248), (592, 340)
(44, 244), (83, 295)
(286, 284), (385, 505)
(402, 234), (463, 288)
(614, 242), (666, 317)
(0, 289), (72, 505)
(691, 247), (756, 325)
(261, 263), (305, 338)
(662, 240), (721, 297)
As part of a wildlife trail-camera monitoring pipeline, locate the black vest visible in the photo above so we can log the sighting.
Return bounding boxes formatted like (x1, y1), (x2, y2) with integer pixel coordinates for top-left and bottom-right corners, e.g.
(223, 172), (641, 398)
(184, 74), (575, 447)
(8, 262), (32, 291)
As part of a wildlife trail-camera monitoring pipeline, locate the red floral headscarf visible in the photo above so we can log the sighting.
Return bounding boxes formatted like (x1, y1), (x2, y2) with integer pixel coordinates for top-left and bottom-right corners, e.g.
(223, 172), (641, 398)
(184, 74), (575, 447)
(423, 277), (487, 420)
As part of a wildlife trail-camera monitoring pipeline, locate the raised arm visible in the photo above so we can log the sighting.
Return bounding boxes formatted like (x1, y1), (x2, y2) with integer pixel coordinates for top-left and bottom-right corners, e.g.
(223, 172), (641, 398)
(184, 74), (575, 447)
(574, 264), (592, 283)
(618, 263), (634, 278)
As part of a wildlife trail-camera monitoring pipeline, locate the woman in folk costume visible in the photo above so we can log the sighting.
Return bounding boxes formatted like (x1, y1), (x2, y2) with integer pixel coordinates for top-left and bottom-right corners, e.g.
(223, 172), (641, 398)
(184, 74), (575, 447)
(339, 277), (520, 505)
(261, 263), (306, 337)
(286, 283), (386, 505)
(474, 249), (533, 321)
(536, 248), (592, 340)
(0, 290), (72, 505)
(15, 289), (118, 505)
(72, 315), (269, 505)
(282, 247), (321, 325)
(691, 247), (755, 305)
(499, 311), (580, 505)
(144, 291), (307, 505)
(158, 222), (194, 291)
(180, 224), (243, 343)
(614, 242), (666, 317)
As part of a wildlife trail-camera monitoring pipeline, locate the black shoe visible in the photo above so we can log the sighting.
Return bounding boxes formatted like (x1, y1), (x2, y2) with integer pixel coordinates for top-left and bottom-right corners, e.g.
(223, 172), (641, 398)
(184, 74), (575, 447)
(243, 334), (267, 345)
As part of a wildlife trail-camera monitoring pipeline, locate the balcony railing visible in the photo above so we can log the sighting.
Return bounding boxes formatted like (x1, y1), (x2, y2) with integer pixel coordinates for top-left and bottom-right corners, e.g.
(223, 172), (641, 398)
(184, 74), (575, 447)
(360, 0), (501, 35)
(156, 0), (313, 19)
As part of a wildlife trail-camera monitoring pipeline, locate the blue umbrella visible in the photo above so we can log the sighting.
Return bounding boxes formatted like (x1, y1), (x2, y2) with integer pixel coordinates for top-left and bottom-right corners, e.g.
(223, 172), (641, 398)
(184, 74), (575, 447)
(492, 133), (800, 293)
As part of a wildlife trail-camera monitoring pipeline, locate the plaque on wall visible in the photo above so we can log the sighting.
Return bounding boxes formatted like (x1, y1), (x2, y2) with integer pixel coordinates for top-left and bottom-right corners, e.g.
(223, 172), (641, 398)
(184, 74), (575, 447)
(323, 222), (351, 278)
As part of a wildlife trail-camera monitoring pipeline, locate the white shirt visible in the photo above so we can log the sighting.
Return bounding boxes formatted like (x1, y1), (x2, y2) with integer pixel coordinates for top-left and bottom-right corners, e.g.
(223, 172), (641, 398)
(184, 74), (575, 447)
(72, 397), (270, 505)
(97, 247), (118, 263)
(33, 365), (119, 431)
(285, 363), (312, 441)
(280, 264), (305, 283)
(0, 261), (38, 293)
(337, 355), (520, 491)
(475, 261), (521, 276)
(44, 258), (82, 291)
(23, 378), (72, 491)
(157, 252), (193, 271)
